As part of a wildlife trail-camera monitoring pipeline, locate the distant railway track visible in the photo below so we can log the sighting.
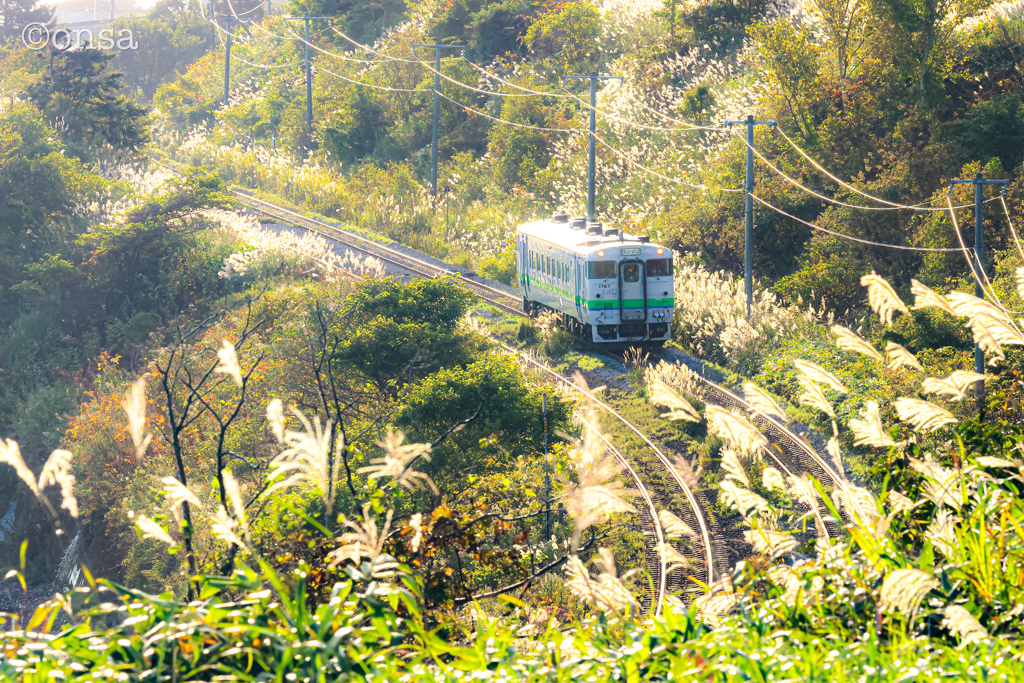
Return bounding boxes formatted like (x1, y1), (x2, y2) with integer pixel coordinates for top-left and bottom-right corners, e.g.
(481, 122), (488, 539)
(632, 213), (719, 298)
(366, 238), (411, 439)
(234, 193), (527, 318)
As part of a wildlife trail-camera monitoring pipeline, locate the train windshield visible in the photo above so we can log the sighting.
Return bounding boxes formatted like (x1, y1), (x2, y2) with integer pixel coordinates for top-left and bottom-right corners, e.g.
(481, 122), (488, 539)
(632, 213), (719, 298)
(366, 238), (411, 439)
(587, 261), (616, 279)
(622, 263), (641, 283)
(646, 258), (673, 277)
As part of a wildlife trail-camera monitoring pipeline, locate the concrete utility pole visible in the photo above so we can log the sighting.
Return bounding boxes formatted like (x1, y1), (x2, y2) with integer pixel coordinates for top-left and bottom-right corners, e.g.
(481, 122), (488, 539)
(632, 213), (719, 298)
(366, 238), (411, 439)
(208, 0), (216, 49)
(286, 16), (331, 145)
(542, 392), (550, 538)
(565, 72), (622, 222)
(222, 14), (232, 107)
(412, 43), (464, 207)
(950, 172), (1009, 414)
(724, 115), (775, 319)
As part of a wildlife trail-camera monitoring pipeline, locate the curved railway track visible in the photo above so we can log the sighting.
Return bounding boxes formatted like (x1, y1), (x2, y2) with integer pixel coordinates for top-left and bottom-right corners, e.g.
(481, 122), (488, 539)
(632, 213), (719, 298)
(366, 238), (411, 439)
(154, 156), (843, 605)
(235, 186), (847, 585)
(226, 187), (716, 612)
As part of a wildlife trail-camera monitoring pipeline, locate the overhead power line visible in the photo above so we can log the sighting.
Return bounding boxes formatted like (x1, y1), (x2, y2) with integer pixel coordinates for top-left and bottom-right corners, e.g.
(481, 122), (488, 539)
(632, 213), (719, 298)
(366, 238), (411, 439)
(323, 24), (726, 133)
(433, 89), (577, 132)
(315, 63), (429, 92)
(1000, 195), (1024, 264)
(249, 22), (389, 64)
(592, 130), (740, 193)
(774, 126), (961, 211)
(749, 192), (965, 252)
(213, 21), (301, 69)
(733, 129), (985, 212)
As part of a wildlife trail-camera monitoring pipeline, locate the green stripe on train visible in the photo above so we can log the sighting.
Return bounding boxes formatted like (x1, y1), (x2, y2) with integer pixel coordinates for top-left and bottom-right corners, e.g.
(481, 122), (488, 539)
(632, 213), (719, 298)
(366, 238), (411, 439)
(587, 298), (674, 310)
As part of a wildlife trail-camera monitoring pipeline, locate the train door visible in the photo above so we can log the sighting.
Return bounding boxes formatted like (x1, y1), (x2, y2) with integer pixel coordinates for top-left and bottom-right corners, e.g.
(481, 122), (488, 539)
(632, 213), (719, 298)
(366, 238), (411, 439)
(619, 260), (646, 321)
(574, 257), (584, 320)
(519, 236), (530, 295)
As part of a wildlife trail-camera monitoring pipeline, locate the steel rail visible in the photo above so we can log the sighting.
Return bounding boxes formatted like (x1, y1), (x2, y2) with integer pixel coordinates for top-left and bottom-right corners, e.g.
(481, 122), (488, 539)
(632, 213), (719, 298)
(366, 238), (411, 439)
(246, 197), (684, 611)
(232, 193), (525, 313)
(496, 339), (715, 587)
(222, 188), (681, 611)
(235, 188), (716, 589)
(579, 416), (668, 616)
(153, 162), (681, 609)
(151, 155), (854, 588)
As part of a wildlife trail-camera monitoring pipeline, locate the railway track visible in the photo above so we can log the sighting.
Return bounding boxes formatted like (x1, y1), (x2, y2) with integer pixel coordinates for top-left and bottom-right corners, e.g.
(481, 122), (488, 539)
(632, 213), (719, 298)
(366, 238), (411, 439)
(235, 185), (845, 588)
(223, 186), (717, 612)
(233, 193), (526, 318)
(154, 156), (841, 605)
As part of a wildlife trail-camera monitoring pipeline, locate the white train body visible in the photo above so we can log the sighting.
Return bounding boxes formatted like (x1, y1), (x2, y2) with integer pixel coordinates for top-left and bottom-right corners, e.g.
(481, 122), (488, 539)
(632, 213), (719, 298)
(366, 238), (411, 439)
(516, 214), (674, 344)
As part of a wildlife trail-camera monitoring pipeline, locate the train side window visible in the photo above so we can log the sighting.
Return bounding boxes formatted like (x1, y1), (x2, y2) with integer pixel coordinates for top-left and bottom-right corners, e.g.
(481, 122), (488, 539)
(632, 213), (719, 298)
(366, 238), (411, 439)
(647, 258), (673, 277)
(587, 261), (616, 279)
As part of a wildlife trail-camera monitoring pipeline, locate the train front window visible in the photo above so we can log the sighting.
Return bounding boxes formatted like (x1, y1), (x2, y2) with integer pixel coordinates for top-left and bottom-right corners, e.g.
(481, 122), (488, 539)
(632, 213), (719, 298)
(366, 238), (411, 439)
(647, 258), (673, 277)
(587, 261), (616, 279)
(622, 263), (641, 283)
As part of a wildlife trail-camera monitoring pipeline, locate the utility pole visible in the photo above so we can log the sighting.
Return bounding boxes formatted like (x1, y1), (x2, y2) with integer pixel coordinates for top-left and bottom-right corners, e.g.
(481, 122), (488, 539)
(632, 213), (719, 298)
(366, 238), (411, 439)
(208, 0), (215, 49)
(542, 392), (550, 538)
(565, 72), (622, 222)
(724, 115), (775, 319)
(413, 43), (464, 207)
(950, 172), (1009, 414)
(286, 16), (331, 146)
(222, 14), (232, 107)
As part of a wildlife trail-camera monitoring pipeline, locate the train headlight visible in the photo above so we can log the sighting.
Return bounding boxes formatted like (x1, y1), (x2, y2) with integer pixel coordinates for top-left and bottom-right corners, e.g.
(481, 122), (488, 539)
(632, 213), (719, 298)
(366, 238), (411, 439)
(656, 247), (664, 255)
(597, 250), (605, 257)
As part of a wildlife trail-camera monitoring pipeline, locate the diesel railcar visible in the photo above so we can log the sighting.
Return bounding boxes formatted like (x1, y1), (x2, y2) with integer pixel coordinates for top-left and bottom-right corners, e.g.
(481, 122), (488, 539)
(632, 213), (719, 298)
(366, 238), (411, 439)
(516, 212), (674, 344)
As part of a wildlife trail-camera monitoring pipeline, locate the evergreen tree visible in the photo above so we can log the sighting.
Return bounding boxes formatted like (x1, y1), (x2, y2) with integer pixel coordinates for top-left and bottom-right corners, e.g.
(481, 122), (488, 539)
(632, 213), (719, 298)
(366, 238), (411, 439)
(0, 0), (51, 43)
(25, 48), (148, 152)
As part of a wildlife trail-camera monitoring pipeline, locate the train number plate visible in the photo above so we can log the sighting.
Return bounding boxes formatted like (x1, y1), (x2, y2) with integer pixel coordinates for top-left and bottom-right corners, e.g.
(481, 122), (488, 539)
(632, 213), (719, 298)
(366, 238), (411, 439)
(620, 247), (641, 255)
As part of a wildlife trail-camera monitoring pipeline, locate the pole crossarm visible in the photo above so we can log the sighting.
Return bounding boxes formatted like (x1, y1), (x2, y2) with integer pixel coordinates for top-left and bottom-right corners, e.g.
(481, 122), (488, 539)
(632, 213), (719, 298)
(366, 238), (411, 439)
(412, 44), (465, 207)
(723, 119), (776, 127)
(565, 73), (623, 222)
(950, 179), (1009, 188)
(723, 116), (775, 318)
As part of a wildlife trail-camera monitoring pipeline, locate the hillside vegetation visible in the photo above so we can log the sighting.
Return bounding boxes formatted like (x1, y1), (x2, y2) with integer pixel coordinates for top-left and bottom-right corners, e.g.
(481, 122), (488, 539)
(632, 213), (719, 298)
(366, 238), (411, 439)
(0, 0), (1023, 678)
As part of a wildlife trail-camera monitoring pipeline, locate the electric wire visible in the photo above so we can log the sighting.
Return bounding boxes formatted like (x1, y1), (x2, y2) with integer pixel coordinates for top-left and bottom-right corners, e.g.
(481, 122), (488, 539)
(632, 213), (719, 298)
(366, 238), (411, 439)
(325, 25), (728, 133)
(327, 24), (463, 64)
(1000, 194), (1024, 264)
(459, 58), (727, 131)
(774, 126), (959, 210)
(460, 59), (576, 99)
(749, 191), (965, 251)
(621, 88), (726, 130)
(945, 196), (1024, 321)
(247, 21), (390, 64)
(224, 1), (266, 17)
(423, 88), (581, 132)
(557, 84), (729, 133)
(592, 129), (741, 193)
(208, 17), (1024, 270)
(314, 63), (431, 92)
(213, 21), (303, 70)
(732, 129), (982, 212)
